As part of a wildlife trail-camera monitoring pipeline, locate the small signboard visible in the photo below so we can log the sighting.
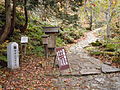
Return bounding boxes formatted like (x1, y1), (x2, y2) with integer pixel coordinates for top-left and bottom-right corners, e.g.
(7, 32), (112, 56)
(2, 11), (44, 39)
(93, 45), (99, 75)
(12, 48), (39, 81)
(56, 47), (69, 70)
(21, 36), (28, 43)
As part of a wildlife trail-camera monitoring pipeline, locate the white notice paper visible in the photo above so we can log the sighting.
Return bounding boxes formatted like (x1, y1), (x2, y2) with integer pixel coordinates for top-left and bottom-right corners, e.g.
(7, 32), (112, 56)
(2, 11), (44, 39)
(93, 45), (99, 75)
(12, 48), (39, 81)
(21, 36), (28, 43)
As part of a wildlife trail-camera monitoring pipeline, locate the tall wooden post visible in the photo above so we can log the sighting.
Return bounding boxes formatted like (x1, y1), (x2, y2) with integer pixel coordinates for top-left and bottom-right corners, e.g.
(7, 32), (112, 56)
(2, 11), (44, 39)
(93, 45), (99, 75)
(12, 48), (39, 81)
(41, 35), (49, 59)
(44, 44), (48, 59)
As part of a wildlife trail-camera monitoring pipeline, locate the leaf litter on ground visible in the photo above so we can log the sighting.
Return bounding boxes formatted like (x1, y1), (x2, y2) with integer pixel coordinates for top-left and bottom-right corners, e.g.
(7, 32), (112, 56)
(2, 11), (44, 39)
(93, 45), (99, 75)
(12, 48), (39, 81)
(0, 55), (58, 89)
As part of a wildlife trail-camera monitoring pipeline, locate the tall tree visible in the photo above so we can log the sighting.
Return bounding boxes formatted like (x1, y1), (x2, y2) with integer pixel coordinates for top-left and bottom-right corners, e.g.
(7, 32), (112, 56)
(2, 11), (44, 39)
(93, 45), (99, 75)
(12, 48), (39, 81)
(19, 0), (39, 32)
(20, 0), (28, 32)
(9, 0), (16, 36)
(84, 0), (95, 30)
(105, 0), (118, 38)
(106, 0), (112, 38)
(0, 0), (11, 43)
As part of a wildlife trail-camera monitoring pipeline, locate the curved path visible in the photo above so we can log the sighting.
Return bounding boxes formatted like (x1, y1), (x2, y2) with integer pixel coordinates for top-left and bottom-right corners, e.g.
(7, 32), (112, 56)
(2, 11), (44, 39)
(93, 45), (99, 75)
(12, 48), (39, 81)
(51, 28), (120, 90)
(61, 27), (120, 75)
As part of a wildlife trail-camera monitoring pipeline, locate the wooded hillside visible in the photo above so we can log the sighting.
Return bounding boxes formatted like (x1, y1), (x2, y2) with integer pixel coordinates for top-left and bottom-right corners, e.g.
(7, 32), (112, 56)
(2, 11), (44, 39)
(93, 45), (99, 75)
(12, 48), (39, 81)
(0, 0), (119, 65)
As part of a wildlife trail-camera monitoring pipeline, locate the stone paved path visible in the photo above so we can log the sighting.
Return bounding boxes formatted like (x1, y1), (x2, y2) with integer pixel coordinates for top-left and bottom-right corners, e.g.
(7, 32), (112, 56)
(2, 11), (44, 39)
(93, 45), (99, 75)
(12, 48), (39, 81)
(61, 27), (120, 75)
(51, 28), (120, 90)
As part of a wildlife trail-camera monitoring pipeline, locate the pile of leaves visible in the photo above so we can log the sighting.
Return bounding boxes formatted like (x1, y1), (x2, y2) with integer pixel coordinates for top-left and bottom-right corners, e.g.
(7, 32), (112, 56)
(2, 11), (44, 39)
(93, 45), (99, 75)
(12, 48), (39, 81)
(0, 55), (58, 89)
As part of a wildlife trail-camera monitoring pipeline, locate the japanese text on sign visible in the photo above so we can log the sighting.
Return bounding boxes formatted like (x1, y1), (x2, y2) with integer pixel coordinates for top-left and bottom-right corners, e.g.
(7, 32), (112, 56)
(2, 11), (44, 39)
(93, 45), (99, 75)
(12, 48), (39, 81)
(56, 47), (69, 70)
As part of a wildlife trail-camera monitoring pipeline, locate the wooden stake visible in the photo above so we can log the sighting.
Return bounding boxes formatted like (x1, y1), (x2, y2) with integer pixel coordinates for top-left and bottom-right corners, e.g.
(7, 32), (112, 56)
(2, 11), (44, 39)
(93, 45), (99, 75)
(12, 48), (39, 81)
(44, 44), (48, 59)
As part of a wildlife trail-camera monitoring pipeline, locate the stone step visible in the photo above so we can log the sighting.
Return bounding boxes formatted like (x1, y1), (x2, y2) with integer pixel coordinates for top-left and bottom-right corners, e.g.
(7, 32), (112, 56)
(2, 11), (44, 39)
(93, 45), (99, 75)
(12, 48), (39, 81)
(101, 64), (120, 73)
(80, 69), (101, 75)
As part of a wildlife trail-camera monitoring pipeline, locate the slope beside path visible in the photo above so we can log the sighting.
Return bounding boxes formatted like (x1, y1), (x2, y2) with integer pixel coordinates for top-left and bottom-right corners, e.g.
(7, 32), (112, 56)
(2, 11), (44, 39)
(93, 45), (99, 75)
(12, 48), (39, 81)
(61, 27), (120, 75)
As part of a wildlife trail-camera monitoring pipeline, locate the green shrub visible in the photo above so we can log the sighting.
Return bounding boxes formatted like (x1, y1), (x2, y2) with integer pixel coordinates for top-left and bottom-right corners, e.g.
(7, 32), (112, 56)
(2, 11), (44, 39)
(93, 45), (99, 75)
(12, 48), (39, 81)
(91, 40), (102, 46)
(0, 55), (7, 61)
(104, 43), (119, 52)
(85, 46), (97, 51)
(69, 31), (81, 40)
(31, 46), (44, 56)
(90, 51), (103, 56)
(65, 36), (74, 43)
(58, 27), (83, 44)
(56, 37), (65, 47)
(104, 48), (115, 52)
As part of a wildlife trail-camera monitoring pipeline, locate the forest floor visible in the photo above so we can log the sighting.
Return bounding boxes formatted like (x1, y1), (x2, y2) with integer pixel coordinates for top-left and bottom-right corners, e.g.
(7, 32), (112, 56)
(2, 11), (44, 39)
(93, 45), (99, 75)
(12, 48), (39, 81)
(0, 27), (120, 89)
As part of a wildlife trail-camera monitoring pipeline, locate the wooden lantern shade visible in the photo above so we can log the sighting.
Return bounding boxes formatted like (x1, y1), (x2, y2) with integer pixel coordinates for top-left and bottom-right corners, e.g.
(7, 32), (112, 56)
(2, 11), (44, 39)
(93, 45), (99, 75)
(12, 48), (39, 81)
(42, 27), (60, 48)
(41, 35), (49, 45)
(42, 27), (59, 34)
(48, 33), (56, 48)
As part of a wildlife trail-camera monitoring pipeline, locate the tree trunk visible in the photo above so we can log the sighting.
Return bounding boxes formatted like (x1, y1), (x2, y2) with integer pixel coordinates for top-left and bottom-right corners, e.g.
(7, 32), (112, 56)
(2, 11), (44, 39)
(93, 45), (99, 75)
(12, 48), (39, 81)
(24, 0), (28, 30)
(9, 0), (16, 36)
(20, 0), (28, 33)
(0, 0), (11, 43)
(89, 7), (93, 30)
(106, 23), (111, 38)
(106, 0), (112, 38)
(84, 7), (92, 30)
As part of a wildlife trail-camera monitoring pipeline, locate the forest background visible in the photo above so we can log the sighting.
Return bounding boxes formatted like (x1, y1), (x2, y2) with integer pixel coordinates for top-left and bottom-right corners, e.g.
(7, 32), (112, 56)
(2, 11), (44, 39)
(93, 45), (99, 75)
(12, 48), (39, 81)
(0, 0), (119, 65)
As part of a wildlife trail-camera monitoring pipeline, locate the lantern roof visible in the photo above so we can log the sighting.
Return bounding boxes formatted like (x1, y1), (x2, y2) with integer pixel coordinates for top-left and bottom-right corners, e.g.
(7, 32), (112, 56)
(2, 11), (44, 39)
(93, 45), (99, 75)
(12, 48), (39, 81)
(42, 27), (60, 33)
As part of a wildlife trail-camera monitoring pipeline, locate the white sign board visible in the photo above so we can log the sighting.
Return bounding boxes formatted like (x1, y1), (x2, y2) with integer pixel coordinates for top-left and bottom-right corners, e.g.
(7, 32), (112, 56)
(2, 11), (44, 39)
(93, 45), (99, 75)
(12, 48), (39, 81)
(7, 42), (19, 69)
(21, 36), (28, 43)
(56, 47), (69, 70)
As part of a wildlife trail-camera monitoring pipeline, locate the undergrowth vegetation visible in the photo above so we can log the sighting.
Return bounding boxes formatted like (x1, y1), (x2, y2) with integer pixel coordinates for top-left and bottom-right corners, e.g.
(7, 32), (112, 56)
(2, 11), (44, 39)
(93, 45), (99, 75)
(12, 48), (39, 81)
(85, 35), (120, 64)
(58, 27), (84, 44)
(0, 4), (84, 62)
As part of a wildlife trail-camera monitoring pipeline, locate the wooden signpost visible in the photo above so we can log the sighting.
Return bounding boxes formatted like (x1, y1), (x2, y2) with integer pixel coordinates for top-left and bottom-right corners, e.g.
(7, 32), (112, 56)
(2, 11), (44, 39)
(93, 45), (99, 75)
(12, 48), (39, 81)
(56, 47), (69, 70)
(41, 35), (49, 59)
(20, 36), (28, 59)
(42, 27), (70, 74)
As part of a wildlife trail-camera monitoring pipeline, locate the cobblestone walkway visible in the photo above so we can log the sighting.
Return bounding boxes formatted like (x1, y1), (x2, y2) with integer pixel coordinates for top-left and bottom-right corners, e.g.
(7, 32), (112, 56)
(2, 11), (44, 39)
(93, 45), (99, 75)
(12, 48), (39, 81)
(51, 28), (120, 90)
